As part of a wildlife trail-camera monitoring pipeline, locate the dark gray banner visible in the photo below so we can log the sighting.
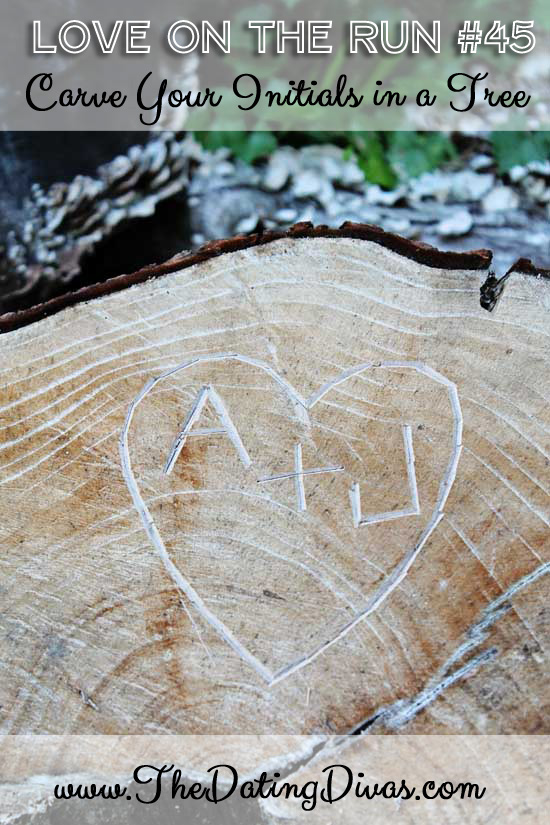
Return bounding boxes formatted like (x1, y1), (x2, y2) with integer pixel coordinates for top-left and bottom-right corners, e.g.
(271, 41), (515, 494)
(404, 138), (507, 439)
(0, 0), (549, 130)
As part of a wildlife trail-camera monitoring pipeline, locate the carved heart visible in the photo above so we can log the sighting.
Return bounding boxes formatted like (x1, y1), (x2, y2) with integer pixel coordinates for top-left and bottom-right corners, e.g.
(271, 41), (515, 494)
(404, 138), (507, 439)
(120, 353), (462, 684)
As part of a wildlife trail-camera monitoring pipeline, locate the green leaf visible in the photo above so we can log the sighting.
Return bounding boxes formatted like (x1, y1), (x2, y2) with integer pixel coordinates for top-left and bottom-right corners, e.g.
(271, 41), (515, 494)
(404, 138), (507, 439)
(490, 132), (550, 173)
(352, 133), (397, 188)
(387, 132), (456, 180)
(238, 131), (278, 163)
(193, 131), (277, 163)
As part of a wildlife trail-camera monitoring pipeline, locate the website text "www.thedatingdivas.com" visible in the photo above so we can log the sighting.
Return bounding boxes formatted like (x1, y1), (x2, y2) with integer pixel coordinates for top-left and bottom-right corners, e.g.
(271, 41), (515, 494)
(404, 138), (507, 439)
(54, 763), (487, 812)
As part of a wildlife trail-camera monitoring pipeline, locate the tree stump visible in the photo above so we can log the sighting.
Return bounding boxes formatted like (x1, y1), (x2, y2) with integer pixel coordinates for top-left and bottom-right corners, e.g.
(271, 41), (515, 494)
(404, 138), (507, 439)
(1, 223), (549, 751)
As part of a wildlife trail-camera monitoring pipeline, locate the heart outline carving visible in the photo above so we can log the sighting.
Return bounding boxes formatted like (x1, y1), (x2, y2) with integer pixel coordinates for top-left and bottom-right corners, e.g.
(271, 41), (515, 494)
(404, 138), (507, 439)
(120, 353), (463, 685)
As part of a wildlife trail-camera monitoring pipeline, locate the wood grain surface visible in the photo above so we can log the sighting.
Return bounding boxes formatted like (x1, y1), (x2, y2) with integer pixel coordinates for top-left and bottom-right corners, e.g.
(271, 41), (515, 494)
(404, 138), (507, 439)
(1, 227), (549, 738)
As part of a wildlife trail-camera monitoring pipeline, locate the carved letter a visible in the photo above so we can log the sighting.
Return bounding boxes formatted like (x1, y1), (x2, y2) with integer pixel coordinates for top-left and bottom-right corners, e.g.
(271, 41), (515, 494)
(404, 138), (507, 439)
(164, 385), (251, 475)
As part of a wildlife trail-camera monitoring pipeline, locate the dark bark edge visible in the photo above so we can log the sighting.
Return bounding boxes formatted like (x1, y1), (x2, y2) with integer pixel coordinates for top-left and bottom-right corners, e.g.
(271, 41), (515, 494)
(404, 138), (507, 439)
(0, 221), (493, 334)
(480, 257), (550, 312)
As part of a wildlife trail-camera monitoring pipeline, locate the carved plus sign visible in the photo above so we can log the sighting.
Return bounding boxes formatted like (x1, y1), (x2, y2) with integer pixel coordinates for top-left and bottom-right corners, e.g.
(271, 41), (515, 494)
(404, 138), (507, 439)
(257, 443), (344, 511)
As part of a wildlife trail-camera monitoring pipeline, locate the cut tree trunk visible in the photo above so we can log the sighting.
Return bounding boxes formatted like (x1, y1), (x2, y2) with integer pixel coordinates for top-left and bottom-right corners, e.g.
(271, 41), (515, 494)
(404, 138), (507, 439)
(1, 223), (549, 746)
